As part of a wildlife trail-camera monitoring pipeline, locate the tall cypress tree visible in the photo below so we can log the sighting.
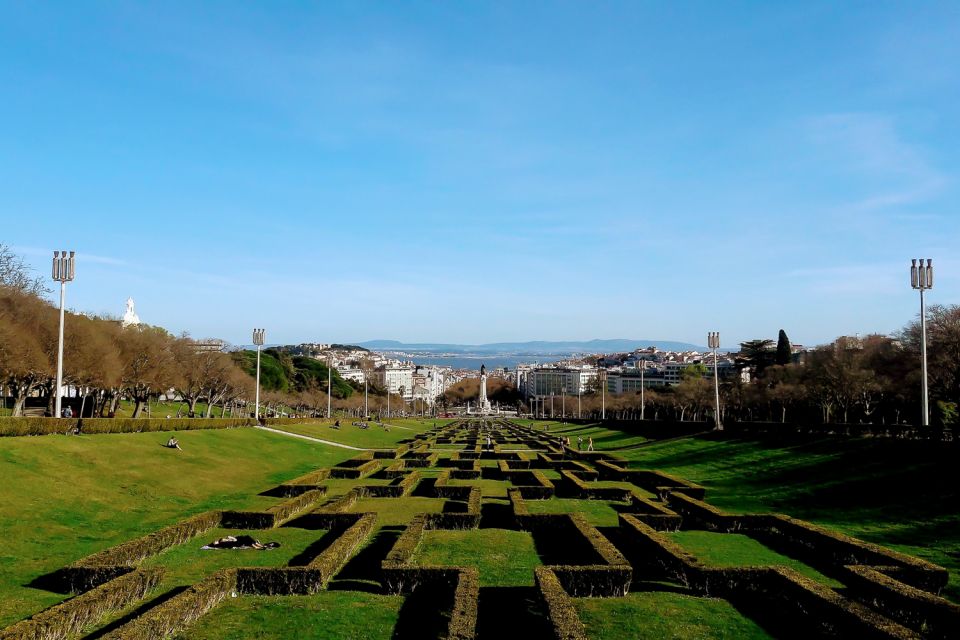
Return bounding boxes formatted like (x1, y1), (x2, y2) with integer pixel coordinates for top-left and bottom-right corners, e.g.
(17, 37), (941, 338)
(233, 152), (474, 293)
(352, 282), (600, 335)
(776, 329), (792, 366)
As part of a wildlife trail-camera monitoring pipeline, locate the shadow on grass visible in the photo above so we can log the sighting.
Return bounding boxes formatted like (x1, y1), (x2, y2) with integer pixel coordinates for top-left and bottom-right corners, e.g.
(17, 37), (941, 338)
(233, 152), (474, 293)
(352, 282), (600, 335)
(328, 526), (403, 594)
(476, 586), (552, 639)
(479, 500), (514, 529)
(391, 586), (450, 640)
(84, 585), (188, 639)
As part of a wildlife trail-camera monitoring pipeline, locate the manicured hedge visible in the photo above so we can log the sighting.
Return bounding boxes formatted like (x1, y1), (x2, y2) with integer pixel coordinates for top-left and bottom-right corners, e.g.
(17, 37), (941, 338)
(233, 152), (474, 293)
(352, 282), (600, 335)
(0, 568), (163, 640)
(361, 471), (421, 498)
(0, 417), (255, 437)
(666, 491), (743, 531)
(535, 567), (588, 640)
(314, 489), (361, 514)
(236, 513), (377, 595)
(425, 487), (481, 530)
(62, 511), (222, 592)
(220, 489), (325, 529)
(558, 471), (629, 501)
(843, 565), (960, 639)
(625, 492), (682, 531)
(100, 568), (238, 640)
(751, 514), (948, 593)
(329, 459), (381, 479)
(447, 568), (480, 640)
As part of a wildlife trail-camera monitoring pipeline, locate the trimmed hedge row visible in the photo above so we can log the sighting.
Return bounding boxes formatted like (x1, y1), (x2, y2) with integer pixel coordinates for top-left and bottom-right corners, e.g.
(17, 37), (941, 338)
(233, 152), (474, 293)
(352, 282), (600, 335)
(382, 515), (428, 593)
(315, 489), (362, 514)
(0, 417), (255, 437)
(100, 568), (238, 640)
(559, 471), (630, 501)
(665, 491), (743, 531)
(843, 565), (960, 639)
(62, 511), (221, 592)
(0, 568), (163, 640)
(400, 452), (440, 468)
(220, 489), (326, 529)
(513, 470), (555, 500)
(447, 568), (480, 640)
(625, 491), (682, 531)
(535, 567), (588, 640)
(236, 513), (377, 595)
(361, 471), (421, 498)
(330, 459), (381, 479)
(751, 514), (948, 593)
(425, 487), (481, 530)
(617, 515), (918, 638)
(519, 514), (631, 597)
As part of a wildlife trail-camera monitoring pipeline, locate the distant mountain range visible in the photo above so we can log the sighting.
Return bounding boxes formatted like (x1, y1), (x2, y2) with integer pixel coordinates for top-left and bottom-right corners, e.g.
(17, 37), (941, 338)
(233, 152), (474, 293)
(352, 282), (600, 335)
(357, 339), (705, 355)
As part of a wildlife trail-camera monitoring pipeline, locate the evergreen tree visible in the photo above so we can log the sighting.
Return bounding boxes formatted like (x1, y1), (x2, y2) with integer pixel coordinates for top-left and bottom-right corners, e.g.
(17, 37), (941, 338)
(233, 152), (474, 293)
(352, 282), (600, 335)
(776, 329), (792, 366)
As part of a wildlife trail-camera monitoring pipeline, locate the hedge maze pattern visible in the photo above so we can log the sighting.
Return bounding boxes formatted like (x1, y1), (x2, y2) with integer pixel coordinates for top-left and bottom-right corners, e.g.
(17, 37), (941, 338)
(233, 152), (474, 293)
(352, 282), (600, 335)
(4, 420), (959, 639)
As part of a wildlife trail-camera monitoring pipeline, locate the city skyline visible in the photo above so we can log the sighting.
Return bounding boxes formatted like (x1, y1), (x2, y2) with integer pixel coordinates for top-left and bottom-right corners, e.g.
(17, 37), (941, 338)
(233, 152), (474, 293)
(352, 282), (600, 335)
(3, 3), (958, 346)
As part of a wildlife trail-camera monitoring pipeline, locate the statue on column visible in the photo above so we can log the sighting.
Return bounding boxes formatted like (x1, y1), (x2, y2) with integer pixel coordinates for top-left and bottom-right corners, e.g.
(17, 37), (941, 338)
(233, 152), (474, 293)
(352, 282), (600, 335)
(121, 297), (141, 327)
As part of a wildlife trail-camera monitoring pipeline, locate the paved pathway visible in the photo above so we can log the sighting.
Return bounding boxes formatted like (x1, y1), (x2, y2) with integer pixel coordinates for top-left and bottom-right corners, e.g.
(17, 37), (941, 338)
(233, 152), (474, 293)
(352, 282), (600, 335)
(254, 425), (385, 451)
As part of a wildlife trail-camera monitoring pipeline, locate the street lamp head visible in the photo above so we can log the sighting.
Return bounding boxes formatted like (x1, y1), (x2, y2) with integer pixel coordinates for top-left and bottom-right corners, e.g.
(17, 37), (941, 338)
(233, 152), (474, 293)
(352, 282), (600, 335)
(252, 328), (266, 346)
(51, 250), (76, 283)
(911, 258), (933, 290)
(707, 332), (720, 350)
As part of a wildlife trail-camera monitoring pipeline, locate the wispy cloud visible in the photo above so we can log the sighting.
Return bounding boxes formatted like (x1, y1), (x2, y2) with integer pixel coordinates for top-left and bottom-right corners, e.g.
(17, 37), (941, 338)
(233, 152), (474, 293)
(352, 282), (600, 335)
(806, 113), (947, 212)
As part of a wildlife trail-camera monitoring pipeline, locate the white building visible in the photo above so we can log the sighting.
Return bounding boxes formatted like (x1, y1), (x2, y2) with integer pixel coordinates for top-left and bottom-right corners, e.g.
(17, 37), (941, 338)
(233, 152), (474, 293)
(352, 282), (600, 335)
(524, 366), (598, 398)
(336, 367), (366, 384)
(375, 365), (415, 401)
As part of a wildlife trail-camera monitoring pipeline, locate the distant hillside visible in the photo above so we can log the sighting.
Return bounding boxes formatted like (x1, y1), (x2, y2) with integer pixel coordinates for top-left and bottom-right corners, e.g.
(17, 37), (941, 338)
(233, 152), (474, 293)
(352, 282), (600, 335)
(358, 338), (704, 354)
(233, 349), (354, 398)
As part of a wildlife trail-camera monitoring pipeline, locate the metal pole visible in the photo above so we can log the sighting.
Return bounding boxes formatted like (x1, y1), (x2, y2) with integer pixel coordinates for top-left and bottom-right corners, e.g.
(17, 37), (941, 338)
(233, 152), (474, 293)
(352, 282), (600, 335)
(254, 345), (261, 419)
(713, 347), (721, 431)
(920, 287), (929, 426)
(640, 363), (645, 421)
(911, 259), (933, 427)
(600, 371), (605, 420)
(364, 377), (368, 417)
(327, 356), (332, 419)
(55, 280), (66, 418)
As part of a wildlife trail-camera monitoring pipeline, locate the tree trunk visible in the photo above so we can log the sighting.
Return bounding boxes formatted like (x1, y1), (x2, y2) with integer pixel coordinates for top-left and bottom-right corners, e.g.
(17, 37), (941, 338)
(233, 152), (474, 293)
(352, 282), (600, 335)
(132, 398), (145, 418)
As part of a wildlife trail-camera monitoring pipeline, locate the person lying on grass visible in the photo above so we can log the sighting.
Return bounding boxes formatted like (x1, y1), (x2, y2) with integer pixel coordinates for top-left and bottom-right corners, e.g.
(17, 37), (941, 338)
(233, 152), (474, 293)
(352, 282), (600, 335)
(201, 535), (280, 550)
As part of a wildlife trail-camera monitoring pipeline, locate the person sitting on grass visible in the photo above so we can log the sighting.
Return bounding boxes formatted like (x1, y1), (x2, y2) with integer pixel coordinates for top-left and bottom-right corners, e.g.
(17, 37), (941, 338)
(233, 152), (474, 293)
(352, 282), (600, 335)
(165, 436), (182, 450)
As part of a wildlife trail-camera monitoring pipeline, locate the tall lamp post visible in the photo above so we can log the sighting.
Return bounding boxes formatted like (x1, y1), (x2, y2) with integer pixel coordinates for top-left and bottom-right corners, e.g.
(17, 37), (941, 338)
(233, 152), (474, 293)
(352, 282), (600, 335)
(327, 354), (332, 419)
(640, 361), (646, 421)
(51, 251), (75, 418)
(600, 368), (606, 421)
(911, 259), (934, 426)
(708, 332), (722, 431)
(252, 328), (265, 420)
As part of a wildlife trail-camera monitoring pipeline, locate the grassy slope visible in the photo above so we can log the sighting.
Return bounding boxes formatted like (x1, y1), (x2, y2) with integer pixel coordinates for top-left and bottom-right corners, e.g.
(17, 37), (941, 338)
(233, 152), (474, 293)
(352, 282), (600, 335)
(577, 591), (771, 640)
(269, 417), (455, 449)
(0, 428), (354, 626)
(615, 434), (960, 601)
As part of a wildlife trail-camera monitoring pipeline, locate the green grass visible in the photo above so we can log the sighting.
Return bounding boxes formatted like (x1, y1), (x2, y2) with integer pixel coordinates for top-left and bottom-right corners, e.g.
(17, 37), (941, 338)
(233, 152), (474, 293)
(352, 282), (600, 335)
(667, 531), (842, 587)
(576, 591), (772, 639)
(0, 428), (345, 626)
(525, 497), (624, 527)
(618, 434), (960, 601)
(141, 527), (329, 587)
(448, 478), (511, 497)
(412, 529), (541, 586)
(270, 418), (442, 449)
(351, 497), (447, 526)
(182, 592), (403, 639)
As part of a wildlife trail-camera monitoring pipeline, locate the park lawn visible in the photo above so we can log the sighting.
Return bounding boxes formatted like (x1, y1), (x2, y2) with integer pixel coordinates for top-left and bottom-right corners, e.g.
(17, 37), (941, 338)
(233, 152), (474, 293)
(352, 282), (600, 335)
(270, 418), (440, 449)
(448, 478), (511, 498)
(0, 428), (343, 626)
(141, 527), (328, 587)
(524, 498), (623, 527)
(549, 423), (649, 450)
(412, 529), (541, 586)
(576, 591), (772, 639)
(351, 497), (447, 526)
(667, 531), (842, 587)
(617, 433), (960, 601)
(182, 592), (403, 639)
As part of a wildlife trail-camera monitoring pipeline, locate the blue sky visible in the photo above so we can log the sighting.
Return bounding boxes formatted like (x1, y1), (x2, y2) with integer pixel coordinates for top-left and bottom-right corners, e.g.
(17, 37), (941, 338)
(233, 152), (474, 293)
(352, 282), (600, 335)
(2, 2), (958, 348)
